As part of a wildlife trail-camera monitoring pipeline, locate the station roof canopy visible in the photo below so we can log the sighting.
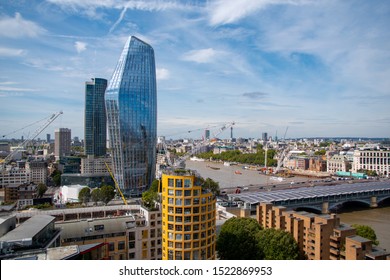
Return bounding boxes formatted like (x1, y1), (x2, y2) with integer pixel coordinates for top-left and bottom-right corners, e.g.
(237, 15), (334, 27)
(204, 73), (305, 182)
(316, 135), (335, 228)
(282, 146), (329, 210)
(229, 181), (390, 205)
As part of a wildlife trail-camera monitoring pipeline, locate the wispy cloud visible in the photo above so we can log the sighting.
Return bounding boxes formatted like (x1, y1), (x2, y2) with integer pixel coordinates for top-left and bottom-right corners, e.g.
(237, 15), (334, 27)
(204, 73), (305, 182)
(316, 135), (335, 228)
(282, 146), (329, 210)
(182, 48), (221, 63)
(0, 13), (45, 38)
(74, 41), (87, 53)
(0, 47), (26, 57)
(156, 68), (170, 80)
(208, 0), (310, 26)
(242, 92), (268, 99)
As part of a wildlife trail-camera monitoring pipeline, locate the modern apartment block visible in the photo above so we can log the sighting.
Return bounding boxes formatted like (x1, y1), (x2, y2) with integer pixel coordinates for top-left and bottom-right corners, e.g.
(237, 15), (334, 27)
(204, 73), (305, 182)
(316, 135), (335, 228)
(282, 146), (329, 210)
(161, 171), (216, 260)
(352, 147), (390, 176)
(84, 78), (108, 157)
(106, 36), (157, 196)
(256, 203), (390, 260)
(54, 128), (71, 160)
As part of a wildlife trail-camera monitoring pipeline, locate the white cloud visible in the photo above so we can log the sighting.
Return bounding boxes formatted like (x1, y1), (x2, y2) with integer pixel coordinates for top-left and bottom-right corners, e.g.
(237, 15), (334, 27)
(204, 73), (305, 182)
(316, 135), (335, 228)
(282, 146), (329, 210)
(182, 48), (220, 63)
(208, 0), (310, 26)
(0, 13), (45, 38)
(47, 0), (193, 19)
(156, 68), (170, 80)
(75, 41), (87, 53)
(0, 47), (26, 57)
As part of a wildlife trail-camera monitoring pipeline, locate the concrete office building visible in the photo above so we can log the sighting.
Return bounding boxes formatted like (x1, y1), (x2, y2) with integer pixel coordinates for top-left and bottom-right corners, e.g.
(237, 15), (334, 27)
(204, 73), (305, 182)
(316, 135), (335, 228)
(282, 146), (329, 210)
(106, 36), (157, 196)
(84, 78), (108, 157)
(55, 128), (71, 160)
(352, 147), (390, 177)
(161, 171), (216, 260)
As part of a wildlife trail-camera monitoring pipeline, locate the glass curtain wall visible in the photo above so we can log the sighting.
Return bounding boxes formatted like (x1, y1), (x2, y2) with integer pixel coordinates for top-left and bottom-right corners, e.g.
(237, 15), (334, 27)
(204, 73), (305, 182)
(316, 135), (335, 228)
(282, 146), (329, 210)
(105, 36), (157, 196)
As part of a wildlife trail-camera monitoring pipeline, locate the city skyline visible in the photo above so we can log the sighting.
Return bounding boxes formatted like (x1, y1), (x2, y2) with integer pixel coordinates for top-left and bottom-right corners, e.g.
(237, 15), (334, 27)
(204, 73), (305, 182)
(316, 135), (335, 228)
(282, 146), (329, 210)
(0, 0), (389, 139)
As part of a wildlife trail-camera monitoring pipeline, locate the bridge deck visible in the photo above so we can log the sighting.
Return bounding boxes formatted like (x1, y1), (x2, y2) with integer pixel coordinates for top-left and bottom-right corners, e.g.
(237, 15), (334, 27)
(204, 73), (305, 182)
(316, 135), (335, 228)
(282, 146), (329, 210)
(229, 181), (390, 205)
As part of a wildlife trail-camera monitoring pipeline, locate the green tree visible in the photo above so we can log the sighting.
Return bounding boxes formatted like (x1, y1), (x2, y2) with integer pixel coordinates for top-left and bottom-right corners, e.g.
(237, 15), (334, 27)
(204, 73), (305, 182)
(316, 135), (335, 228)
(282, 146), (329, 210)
(352, 224), (379, 245)
(142, 190), (158, 209)
(216, 217), (263, 260)
(51, 170), (62, 186)
(37, 183), (48, 198)
(100, 185), (115, 204)
(150, 179), (160, 193)
(257, 228), (300, 260)
(91, 188), (102, 204)
(78, 187), (91, 204)
(314, 150), (326, 156)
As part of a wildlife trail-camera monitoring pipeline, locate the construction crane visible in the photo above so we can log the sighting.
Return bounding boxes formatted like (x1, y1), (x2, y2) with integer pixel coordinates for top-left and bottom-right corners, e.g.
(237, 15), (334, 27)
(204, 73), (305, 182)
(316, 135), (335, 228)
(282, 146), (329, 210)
(1, 111), (63, 165)
(166, 121), (235, 168)
(104, 162), (128, 205)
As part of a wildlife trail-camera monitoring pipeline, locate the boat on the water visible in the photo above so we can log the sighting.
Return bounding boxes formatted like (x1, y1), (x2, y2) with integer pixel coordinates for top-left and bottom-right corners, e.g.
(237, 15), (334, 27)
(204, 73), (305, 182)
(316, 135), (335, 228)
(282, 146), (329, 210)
(235, 170), (242, 175)
(207, 165), (220, 170)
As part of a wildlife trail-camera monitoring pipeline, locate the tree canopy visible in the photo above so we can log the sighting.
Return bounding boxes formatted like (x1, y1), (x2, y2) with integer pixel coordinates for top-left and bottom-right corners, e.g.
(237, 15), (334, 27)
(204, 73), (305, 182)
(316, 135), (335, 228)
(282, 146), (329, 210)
(197, 149), (277, 166)
(352, 224), (379, 245)
(216, 217), (263, 260)
(37, 183), (47, 198)
(217, 218), (302, 260)
(257, 228), (300, 260)
(78, 187), (91, 204)
(100, 185), (115, 204)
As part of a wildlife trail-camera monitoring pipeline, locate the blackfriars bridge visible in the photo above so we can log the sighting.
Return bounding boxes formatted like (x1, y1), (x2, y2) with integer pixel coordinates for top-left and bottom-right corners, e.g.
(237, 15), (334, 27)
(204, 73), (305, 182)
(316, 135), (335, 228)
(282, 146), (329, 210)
(229, 181), (390, 214)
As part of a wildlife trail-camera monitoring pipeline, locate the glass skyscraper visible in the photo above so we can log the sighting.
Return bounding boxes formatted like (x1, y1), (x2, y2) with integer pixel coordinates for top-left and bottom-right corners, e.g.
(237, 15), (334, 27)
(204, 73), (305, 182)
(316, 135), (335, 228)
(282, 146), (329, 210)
(106, 36), (157, 196)
(84, 78), (108, 157)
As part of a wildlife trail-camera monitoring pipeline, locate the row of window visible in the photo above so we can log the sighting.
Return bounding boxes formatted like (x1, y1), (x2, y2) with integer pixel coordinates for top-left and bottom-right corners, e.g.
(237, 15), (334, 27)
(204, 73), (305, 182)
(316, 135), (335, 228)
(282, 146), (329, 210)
(166, 237), (215, 249)
(165, 221), (215, 232)
(165, 246), (215, 260)
(167, 189), (200, 196)
(165, 213), (215, 223)
(165, 197), (214, 206)
(359, 158), (390, 164)
(166, 205), (215, 214)
(167, 178), (192, 188)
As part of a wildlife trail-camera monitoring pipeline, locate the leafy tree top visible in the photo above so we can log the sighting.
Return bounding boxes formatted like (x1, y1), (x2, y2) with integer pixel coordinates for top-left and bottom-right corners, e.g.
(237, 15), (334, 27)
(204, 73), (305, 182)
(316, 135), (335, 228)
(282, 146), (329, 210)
(352, 224), (379, 245)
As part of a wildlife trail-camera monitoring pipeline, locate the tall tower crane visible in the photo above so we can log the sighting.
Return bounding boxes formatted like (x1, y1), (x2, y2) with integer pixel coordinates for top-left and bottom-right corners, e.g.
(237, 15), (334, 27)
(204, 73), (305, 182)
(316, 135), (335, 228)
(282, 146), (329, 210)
(1, 111), (63, 165)
(159, 121), (235, 169)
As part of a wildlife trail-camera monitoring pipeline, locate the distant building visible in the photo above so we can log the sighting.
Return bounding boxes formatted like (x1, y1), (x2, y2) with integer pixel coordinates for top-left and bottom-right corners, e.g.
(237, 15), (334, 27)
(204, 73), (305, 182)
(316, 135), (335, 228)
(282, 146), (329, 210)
(55, 128), (71, 160)
(0, 167), (30, 188)
(327, 154), (351, 173)
(4, 183), (36, 205)
(46, 134), (51, 143)
(81, 156), (111, 175)
(84, 78), (108, 157)
(309, 157), (327, 172)
(26, 160), (48, 185)
(352, 147), (390, 177)
(262, 132), (268, 142)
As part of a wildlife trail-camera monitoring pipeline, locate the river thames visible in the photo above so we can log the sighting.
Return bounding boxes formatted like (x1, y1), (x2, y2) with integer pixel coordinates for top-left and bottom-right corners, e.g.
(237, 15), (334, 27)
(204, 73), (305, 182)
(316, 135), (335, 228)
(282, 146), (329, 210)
(185, 159), (390, 252)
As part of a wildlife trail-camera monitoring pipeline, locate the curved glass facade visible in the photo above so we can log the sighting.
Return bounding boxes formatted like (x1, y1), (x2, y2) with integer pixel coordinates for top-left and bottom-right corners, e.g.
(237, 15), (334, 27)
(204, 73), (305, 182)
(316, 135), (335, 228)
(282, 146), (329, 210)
(106, 36), (157, 195)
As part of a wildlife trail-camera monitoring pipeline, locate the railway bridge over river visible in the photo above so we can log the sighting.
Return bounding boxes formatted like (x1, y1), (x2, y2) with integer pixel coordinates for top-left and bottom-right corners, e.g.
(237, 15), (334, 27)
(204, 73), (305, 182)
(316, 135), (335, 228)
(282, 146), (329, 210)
(229, 181), (390, 214)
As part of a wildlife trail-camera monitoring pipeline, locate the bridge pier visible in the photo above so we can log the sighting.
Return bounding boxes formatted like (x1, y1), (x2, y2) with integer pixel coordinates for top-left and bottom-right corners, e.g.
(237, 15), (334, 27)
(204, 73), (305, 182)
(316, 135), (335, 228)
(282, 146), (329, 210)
(322, 202), (329, 214)
(370, 196), (378, 208)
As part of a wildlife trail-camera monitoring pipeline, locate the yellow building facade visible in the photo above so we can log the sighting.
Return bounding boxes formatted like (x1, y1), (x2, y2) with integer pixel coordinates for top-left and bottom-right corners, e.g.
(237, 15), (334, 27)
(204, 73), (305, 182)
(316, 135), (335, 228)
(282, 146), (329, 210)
(161, 172), (216, 260)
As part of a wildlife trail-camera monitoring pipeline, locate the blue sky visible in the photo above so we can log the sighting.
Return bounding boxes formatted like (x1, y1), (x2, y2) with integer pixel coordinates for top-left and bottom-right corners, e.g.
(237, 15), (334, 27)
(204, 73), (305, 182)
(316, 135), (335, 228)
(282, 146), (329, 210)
(0, 0), (389, 140)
